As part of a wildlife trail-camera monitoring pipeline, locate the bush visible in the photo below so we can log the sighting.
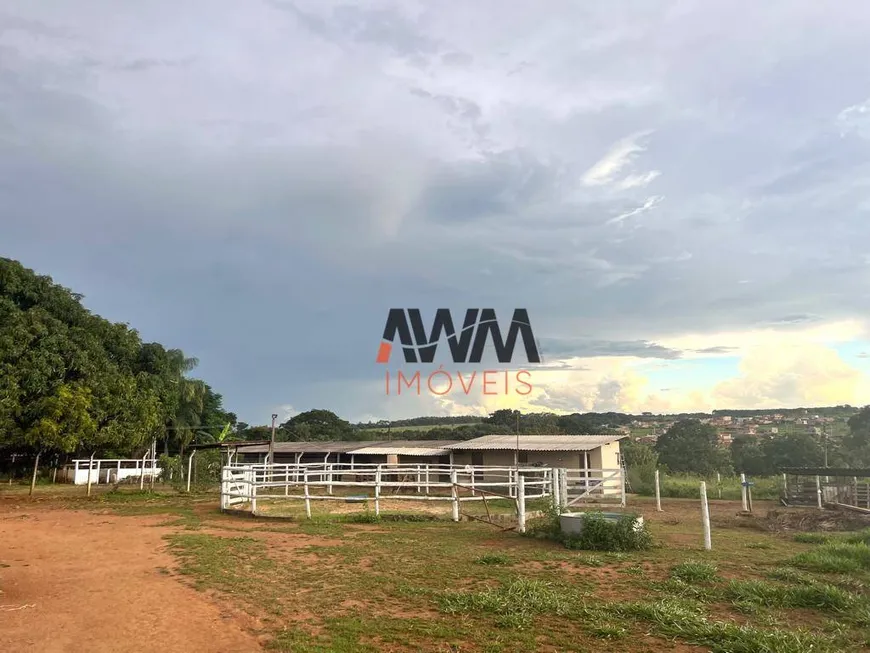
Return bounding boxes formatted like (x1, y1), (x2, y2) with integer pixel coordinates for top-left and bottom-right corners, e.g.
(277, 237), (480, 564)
(525, 502), (653, 552)
(562, 512), (653, 552)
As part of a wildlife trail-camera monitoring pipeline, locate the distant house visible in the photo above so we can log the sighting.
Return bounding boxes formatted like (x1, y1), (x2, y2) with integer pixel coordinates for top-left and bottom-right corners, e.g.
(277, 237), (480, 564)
(235, 440), (458, 467)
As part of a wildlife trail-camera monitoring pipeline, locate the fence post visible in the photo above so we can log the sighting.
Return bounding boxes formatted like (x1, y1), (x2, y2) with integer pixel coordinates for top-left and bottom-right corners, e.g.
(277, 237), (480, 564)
(782, 473), (788, 498)
(87, 453), (95, 497)
(375, 465), (382, 517)
(655, 469), (662, 512)
(740, 473), (748, 511)
(854, 477), (859, 507)
(304, 471), (311, 519)
(29, 451), (41, 498)
(560, 468), (568, 511)
(251, 478), (258, 515)
(551, 470), (560, 507)
(186, 451), (196, 493)
(517, 474), (526, 534)
(140, 453), (147, 491)
(816, 475), (823, 510)
(620, 466), (626, 508)
(700, 481), (712, 551)
(450, 470), (459, 522)
(416, 465), (422, 494)
(327, 463), (333, 496)
(425, 465), (430, 496)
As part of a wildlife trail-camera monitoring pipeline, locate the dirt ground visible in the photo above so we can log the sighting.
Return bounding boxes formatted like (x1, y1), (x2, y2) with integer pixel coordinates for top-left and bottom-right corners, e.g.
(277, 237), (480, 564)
(0, 500), (265, 653)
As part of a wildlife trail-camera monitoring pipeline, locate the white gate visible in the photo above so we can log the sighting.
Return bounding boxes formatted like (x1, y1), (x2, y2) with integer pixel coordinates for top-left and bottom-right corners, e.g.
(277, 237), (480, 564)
(564, 468), (625, 507)
(220, 466), (253, 509)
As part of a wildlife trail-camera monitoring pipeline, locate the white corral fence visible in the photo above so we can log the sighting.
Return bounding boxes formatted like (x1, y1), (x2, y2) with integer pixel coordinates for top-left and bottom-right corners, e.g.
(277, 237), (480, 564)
(221, 463), (626, 530)
(60, 458), (161, 486)
(221, 462), (561, 531)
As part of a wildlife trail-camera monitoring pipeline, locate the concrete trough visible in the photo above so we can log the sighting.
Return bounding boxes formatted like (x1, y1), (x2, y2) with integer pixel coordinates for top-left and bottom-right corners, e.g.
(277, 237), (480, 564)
(559, 511), (644, 536)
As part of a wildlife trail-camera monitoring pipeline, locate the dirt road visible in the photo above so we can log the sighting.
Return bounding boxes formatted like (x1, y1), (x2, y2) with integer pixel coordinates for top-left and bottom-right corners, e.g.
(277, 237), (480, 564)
(0, 501), (263, 653)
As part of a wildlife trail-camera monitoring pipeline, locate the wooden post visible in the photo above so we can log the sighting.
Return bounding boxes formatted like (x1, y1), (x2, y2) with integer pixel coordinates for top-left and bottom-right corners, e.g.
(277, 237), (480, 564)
(29, 451), (41, 498)
(186, 451), (196, 493)
(375, 465), (382, 517)
(416, 465), (422, 494)
(517, 474), (526, 534)
(327, 463), (333, 496)
(747, 484), (753, 513)
(450, 470), (459, 522)
(866, 482), (869, 509)
(816, 475), (823, 510)
(425, 465), (430, 497)
(87, 453), (95, 497)
(700, 481), (712, 551)
(854, 477), (859, 507)
(139, 452), (147, 491)
(740, 473), (748, 511)
(655, 469), (662, 512)
(559, 468), (568, 512)
(782, 473), (788, 498)
(303, 471), (311, 518)
(52, 463), (57, 484)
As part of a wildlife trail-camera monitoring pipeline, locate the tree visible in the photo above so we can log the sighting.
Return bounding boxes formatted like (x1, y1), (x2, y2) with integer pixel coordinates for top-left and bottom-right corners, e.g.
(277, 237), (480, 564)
(655, 419), (726, 475)
(761, 432), (824, 470)
(281, 409), (355, 441)
(0, 257), (233, 467)
(730, 436), (770, 476)
(842, 405), (870, 466)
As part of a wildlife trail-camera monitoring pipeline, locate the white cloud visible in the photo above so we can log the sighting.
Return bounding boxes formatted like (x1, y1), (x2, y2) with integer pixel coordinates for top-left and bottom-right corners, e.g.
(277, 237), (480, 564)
(581, 130), (654, 187)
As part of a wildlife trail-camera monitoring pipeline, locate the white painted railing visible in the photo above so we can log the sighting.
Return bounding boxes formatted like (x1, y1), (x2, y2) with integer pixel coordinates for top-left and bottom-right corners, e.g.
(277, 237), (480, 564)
(220, 462), (554, 520)
(60, 459), (161, 486)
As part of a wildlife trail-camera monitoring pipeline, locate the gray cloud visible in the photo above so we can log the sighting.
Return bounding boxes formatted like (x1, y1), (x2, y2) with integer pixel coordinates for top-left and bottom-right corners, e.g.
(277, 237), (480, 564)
(3, 0), (870, 420)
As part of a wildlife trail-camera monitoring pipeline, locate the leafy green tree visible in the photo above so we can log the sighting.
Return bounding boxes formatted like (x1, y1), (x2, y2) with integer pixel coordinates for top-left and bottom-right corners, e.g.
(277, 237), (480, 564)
(0, 257), (233, 466)
(655, 419), (726, 475)
(281, 409), (355, 441)
(842, 405), (870, 465)
(761, 432), (824, 470)
(730, 436), (770, 476)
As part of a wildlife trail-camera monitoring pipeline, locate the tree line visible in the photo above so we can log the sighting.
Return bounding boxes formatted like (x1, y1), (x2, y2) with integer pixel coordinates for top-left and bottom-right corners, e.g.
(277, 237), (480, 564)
(0, 258), (235, 470)
(622, 411), (870, 489)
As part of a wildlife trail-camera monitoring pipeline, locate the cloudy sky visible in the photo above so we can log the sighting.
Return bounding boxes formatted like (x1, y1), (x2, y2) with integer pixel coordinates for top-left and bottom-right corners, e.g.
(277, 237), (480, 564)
(4, 1), (870, 424)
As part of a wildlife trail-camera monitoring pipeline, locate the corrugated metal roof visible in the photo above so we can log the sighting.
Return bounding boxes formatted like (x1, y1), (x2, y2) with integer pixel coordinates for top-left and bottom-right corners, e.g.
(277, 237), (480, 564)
(347, 440), (460, 456)
(235, 440), (461, 455)
(235, 441), (377, 454)
(445, 435), (624, 451)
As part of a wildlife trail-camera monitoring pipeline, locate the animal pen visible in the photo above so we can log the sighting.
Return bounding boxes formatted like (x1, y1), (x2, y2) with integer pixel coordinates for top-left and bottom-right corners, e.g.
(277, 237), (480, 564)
(781, 467), (870, 510)
(220, 462), (626, 531)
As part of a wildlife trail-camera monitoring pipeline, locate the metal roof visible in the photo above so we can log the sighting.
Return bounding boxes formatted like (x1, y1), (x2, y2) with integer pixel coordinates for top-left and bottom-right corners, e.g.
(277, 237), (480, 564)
(235, 441), (374, 454)
(347, 440), (460, 456)
(445, 435), (624, 451)
(235, 440), (460, 455)
(781, 467), (870, 477)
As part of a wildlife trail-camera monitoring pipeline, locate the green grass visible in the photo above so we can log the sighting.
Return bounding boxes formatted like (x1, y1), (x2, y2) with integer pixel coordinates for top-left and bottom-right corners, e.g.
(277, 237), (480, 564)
(670, 560), (719, 583)
(474, 553), (513, 566)
(25, 490), (870, 652)
(790, 542), (870, 574)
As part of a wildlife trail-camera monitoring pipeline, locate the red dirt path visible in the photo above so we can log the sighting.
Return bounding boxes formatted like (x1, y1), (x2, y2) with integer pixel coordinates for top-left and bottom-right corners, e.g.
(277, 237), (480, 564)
(0, 502), (263, 653)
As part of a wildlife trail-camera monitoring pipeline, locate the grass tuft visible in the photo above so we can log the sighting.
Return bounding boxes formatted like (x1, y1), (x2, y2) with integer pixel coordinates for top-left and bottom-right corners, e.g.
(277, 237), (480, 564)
(474, 553), (512, 566)
(669, 561), (719, 583)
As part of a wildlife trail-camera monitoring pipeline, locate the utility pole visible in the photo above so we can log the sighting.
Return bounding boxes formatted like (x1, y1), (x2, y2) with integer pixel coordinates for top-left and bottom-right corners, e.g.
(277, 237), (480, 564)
(269, 414), (278, 465)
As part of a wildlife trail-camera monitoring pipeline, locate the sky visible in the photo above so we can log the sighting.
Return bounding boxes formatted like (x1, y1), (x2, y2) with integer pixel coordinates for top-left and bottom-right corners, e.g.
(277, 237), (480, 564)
(3, 1), (870, 424)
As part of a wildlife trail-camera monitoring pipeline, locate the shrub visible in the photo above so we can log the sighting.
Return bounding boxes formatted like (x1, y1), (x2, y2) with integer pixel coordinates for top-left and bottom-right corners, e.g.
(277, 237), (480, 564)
(561, 512), (653, 552)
